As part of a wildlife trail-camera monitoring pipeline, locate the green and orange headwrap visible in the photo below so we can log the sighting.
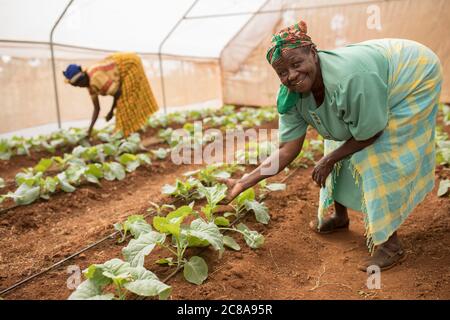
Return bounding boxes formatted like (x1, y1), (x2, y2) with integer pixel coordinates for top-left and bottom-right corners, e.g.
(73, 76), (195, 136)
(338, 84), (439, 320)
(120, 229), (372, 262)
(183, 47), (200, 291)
(266, 20), (315, 64)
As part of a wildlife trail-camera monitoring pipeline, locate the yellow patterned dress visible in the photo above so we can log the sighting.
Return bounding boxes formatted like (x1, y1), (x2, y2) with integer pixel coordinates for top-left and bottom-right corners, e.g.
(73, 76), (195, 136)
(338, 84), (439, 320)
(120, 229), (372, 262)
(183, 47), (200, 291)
(87, 52), (159, 136)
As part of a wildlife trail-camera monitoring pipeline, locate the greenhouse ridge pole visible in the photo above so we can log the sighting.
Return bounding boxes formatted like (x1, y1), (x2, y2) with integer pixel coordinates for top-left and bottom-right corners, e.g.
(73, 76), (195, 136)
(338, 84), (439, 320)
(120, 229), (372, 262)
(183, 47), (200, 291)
(157, 0), (200, 114)
(50, 0), (75, 129)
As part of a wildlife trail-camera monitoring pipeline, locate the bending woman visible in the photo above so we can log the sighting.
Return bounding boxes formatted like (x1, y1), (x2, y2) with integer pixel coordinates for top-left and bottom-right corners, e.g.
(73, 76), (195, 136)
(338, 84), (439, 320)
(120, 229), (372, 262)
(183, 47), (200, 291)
(222, 21), (442, 271)
(63, 52), (159, 137)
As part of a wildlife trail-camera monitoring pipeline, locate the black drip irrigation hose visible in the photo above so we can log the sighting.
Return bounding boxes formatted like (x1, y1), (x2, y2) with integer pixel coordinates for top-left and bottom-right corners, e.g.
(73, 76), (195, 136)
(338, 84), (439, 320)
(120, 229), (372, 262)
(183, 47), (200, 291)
(0, 204), (19, 216)
(0, 231), (120, 296)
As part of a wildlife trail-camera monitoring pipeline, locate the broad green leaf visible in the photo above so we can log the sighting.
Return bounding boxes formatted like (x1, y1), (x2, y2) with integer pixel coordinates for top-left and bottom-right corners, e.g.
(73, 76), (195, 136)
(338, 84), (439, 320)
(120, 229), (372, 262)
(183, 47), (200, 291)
(198, 184), (227, 208)
(152, 216), (181, 236)
(124, 215), (153, 239)
(109, 162), (126, 180)
(214, 216), (230, 227)
(437, 179), (450, 197)
(223, 235), (241, 251)
(151, 148), (168, 160)
(12, 183), (41, 205)
(85, 164), (104, 178)
(137, 153), (152, 165)
(57, 173), (76, 193)
(245, 200), (270, 224)
(125, 266), (171, 300)
(122, 231), (166, 267)
(119, 153), (137, 165)
(65, 164), (85, 184)
(85, 259), (132, 288)
(118, 153), (141, 172)
(72, 145), (87, 158)
(161, 183), (177, 195)
(15, 171), (36, 186)
(183, 256), (208, 285)
(212, 171), (231, 180)
(185, 219), (224, 252)
(43, 177), (57, 194)
(153, 206), (193, 237)
(0, 140), (11, 160)
(186, 235), (210, 248)
(265, 183), (286, 192)
(126, 161), (140, 173)
(237, 223), (265, 249)
(166, 205), (193, 224)
(34, 158), (53, 173)
(68, 280), (114, 300)
(103, 143), (118, 156)
(235, 188), (255, 206)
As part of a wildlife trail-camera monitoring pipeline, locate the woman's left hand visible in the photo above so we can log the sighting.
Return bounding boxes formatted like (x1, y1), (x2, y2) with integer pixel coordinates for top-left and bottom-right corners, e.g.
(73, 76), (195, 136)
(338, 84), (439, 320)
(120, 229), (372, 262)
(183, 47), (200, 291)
(105, 111), (114, 122)
(312, 156), (335, 188)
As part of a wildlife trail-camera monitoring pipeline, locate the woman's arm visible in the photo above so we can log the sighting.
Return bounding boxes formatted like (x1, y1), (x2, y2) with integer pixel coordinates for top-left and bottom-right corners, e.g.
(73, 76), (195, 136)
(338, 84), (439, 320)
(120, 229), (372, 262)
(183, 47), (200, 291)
(106, 87), (121, 122)
(222, 134), (306, 203)
(88, 95), (101, 138)
(312, 130), (383, 187)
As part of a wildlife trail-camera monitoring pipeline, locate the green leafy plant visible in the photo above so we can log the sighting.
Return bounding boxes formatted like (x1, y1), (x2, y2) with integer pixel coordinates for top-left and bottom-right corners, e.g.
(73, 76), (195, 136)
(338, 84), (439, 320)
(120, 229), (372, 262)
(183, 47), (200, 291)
(437, 179), (450, 197)
(151, 148), (169, 160)
(183, 163), (243, 186)
(227, 188), (270, 224)
(121, 205), (224, 285)
(68, 258), (171, 300)
(161, 177), (202, 202)
(114, 215), (154, 243)
(197, 183), (227, 222)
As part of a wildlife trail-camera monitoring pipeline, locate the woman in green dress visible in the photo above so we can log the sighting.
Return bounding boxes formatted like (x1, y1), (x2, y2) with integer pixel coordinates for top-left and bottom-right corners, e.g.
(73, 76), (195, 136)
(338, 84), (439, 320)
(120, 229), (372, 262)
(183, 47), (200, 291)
(222, 20), (443, 271)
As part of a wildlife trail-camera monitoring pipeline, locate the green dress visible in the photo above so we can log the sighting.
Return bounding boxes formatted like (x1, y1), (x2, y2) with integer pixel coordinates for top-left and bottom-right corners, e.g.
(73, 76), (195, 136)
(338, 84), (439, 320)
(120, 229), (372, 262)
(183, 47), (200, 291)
(278, 43), (390, 211)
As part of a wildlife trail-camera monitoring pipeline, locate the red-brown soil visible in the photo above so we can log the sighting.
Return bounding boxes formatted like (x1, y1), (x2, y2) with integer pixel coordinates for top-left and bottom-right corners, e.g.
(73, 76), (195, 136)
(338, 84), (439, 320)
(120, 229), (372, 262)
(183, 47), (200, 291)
(0, 118), (449, 300)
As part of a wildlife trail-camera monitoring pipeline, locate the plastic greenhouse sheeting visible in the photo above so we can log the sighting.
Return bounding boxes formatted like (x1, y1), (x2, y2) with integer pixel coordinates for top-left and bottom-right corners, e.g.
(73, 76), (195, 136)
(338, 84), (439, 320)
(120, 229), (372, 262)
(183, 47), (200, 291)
(0, 0), (267, 58)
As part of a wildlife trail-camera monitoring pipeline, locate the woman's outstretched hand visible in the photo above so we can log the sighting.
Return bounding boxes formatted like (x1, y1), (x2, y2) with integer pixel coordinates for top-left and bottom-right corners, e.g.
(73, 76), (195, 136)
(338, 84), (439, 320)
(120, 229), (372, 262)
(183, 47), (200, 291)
(218, 178), (245, 205)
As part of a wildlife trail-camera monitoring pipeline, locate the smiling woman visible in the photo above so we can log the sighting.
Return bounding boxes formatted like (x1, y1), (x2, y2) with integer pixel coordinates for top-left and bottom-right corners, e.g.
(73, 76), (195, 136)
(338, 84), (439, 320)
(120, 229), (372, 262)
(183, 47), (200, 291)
(221, 20), (443, 272)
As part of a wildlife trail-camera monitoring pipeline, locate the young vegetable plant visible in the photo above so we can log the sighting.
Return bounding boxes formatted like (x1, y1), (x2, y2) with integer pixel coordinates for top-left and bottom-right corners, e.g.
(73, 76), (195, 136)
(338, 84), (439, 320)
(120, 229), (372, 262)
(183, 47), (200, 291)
(183, 163), (243, 186)
(68, 258), (171, 300)
(219, 223), (265, 249)
(114, 215), (154, 243)
(161, 177), (203, 202)
(226, 188), (270, 225)
(150, 148), (169, 160)
(197, 183), (227, 223)
(121, 205), (225, 286)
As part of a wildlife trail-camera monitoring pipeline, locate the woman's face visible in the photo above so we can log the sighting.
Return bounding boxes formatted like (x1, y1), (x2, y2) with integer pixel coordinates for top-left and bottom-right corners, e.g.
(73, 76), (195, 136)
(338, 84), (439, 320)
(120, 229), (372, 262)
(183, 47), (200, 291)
(271, 46), (319, 93)
(72, 72), (89, 88)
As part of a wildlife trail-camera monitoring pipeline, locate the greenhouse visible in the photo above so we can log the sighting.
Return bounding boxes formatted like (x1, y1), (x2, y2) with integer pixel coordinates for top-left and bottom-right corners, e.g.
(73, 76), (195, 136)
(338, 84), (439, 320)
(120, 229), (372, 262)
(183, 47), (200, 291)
(0, 0), (449, 301)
